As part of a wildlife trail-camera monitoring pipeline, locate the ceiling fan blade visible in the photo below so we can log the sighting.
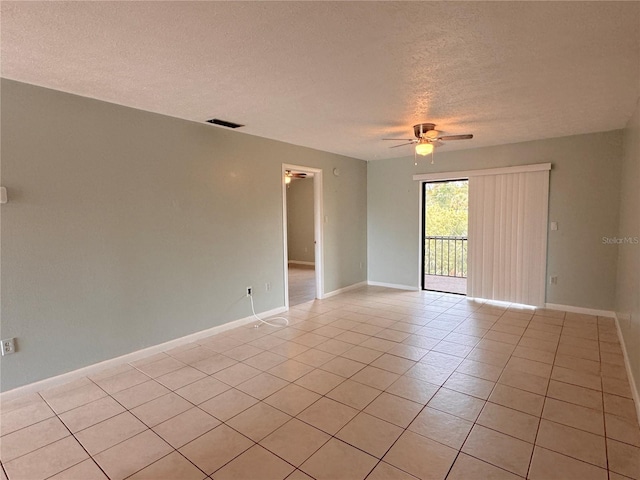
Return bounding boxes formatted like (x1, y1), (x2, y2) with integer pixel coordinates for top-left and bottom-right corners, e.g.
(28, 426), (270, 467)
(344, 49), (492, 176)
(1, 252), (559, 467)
(438, 134), (473, 141)
(382, 138), (415, 141)
(389, 142), (416, 148)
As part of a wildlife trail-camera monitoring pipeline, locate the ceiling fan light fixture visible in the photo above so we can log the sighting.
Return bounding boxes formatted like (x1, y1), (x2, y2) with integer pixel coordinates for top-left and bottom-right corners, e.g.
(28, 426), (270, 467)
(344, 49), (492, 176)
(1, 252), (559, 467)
(415, 141), (433, 156)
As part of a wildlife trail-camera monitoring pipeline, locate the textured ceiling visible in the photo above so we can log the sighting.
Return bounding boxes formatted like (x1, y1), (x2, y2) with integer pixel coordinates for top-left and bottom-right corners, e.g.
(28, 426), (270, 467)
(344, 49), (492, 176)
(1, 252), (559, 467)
(2, 1), (639, 161)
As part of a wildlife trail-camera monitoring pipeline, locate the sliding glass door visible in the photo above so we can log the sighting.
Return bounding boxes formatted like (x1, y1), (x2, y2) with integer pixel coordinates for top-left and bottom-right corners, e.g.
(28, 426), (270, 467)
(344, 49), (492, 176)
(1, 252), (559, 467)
(422, 180), (468, 295)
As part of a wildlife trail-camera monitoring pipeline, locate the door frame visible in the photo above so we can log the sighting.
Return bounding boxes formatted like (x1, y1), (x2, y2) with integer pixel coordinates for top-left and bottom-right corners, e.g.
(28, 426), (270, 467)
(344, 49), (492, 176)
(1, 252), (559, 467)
(282, 163), (324, 308)
(419, 178), (469, 293)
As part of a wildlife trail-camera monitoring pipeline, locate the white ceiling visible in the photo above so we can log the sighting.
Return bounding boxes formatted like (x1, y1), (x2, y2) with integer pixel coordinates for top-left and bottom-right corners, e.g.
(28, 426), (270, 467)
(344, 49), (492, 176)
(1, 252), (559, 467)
(2, 1), (639, 161)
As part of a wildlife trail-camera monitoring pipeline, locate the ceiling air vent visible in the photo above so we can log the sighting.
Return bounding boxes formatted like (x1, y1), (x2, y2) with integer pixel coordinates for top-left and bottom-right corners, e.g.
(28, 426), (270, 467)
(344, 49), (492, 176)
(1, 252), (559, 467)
(206, 118), (244, 129)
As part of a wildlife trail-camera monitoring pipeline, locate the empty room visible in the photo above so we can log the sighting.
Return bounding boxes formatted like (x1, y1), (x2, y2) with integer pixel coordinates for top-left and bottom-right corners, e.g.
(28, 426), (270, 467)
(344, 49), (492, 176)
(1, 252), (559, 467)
(1, 2), (639, 480)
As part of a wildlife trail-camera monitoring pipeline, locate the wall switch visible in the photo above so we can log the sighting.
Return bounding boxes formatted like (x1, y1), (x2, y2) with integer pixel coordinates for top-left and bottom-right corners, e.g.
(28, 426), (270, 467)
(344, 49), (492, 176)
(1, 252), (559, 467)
(1, 338), (16, 355)
(550, 276), (558, 285)
(550, 222), (558, 231)
(265, 282), (271, 292)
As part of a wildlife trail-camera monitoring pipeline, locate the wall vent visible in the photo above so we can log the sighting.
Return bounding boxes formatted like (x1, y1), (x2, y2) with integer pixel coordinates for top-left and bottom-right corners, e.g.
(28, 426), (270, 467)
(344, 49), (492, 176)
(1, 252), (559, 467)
(206, 118), (244, 129)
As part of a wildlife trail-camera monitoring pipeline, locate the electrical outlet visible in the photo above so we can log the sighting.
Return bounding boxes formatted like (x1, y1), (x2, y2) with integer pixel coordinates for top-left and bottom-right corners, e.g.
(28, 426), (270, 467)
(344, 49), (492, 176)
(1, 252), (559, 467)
(550, 276), (558, 285)
(1, 338), (16, 356)
(265, 282), (271, 292)
(246, 286), (252, 296)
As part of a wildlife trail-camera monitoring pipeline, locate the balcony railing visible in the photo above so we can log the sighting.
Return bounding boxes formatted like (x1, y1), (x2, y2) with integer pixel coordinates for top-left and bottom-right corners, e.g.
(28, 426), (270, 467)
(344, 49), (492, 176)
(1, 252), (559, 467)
(425, 236), (467, 278)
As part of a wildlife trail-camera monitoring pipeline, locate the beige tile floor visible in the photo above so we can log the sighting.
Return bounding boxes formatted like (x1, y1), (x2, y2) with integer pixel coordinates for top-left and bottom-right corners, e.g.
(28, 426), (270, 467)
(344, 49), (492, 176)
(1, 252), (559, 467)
(288, 265), (316, 307)
(1, 286), (640, 480)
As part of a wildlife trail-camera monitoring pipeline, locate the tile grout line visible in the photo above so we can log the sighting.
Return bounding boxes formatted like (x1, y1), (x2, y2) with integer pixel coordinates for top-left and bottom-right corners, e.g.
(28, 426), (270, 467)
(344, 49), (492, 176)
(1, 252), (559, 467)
(451, 308), (538, 478)
(37, 385), (112, 480)
(525, 310), (563, 479)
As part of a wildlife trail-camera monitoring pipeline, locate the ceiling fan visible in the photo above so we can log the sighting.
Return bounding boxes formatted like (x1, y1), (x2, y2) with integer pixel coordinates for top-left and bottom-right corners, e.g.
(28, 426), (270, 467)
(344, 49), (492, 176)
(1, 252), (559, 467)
(284, 170), (307, 185)
(383, 123), (473, 162)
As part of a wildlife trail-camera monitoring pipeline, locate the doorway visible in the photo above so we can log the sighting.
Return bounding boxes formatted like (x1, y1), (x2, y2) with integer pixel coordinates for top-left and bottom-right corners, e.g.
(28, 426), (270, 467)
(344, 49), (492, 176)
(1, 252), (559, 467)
(282, 164), (324, 307)
(422, 179), (468, 295)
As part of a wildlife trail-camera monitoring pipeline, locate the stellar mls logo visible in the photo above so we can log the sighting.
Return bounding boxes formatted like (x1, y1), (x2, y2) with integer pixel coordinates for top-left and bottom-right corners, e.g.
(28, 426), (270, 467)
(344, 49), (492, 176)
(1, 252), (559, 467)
(602, 236), (639, 245)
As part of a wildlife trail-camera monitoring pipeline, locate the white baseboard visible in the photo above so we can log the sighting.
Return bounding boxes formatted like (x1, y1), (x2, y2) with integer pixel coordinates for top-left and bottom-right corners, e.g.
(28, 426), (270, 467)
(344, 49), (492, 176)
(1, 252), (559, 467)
(614, 313), (640, 425)
(322, 281), (367, 299)
(288, 260), (315, 266)
(544, 303), (615, 318)
(367, 281), (420, 291)
(0, 306), (287, 402)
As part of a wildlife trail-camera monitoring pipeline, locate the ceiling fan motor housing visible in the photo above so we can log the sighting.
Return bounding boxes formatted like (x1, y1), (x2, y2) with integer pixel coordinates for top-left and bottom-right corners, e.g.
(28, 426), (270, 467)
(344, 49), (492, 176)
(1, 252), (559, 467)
(413, 123), (436, 138)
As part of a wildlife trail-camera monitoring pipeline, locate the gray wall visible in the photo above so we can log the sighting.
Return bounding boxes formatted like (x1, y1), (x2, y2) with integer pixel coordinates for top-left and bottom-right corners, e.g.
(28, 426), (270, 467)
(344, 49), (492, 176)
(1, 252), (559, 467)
(616, 99), (640, 394)
(286, 177), (315, 264)
(0, 79), (367, 391)
(368, 131), (623, 311)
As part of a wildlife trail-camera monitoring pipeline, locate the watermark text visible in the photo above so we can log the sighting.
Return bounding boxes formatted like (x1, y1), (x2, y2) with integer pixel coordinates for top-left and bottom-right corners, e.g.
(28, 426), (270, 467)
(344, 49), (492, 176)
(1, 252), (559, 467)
(602, 236), (639, 245)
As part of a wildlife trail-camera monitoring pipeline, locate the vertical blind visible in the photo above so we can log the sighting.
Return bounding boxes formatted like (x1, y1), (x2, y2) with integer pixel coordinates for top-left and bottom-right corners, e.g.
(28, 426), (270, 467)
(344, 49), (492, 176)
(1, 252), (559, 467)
(467, 167), (550, 306)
